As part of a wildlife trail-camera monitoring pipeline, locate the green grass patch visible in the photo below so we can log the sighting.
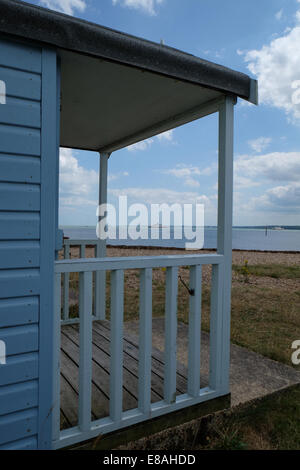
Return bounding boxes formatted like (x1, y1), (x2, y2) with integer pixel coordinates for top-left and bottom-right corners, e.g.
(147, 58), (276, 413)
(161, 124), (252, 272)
(233, 263), (300, 279)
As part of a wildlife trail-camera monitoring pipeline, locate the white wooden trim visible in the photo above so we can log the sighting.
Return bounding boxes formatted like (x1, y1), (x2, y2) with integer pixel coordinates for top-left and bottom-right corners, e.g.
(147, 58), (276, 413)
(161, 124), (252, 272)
(95, 152), (109, 320)
(138, 268), (152, 414)
(164, 266), (178, 404)
(217, 96), (235, 394)
(187, 265), (202, 397)
(109, 269), (124, 422)
(55, 254), (224, 273)
(78, 271), (93, 432)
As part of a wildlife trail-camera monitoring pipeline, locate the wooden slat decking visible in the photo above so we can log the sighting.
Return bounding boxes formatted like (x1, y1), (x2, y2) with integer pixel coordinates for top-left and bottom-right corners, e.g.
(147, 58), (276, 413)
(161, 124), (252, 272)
(59, 320), (192, 430)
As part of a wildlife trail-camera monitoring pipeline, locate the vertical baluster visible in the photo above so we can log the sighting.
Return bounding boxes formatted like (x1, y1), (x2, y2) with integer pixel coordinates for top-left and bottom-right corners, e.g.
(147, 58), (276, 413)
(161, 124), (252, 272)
(110, 269), (124, 422)
(52, 272), (61, 441)
(63, 244), (69, 321)
(80, 244), (85, 258)
(95, 240), (106, 320)
(188, 265), (202, 397)
(164, 266), (178, 404)
(78, 271), (93, 432)
(209, 263), (224, 390)
(138, 268), (152, 415)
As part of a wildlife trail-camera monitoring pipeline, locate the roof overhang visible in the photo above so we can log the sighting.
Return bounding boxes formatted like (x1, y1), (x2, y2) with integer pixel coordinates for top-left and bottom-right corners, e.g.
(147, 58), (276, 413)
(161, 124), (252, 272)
(0, 0), (258, 153)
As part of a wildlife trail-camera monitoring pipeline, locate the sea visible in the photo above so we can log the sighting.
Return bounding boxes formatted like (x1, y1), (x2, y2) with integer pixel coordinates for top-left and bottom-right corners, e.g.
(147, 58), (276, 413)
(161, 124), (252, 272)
(61, 226), (300, 252)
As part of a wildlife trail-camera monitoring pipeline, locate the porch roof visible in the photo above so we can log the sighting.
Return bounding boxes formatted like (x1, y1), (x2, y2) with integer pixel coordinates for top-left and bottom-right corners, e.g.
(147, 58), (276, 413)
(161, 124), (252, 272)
(1, 0), (258, 152)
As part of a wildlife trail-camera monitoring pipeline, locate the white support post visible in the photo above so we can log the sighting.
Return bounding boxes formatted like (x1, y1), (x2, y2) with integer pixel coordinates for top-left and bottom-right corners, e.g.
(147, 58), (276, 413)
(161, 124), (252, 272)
(217, 96), (235, 394)
(164, 266), (178, 404)
(95, 152), (109, 320)
(209, 263), (224, 390)
(138, 268), (152, 415)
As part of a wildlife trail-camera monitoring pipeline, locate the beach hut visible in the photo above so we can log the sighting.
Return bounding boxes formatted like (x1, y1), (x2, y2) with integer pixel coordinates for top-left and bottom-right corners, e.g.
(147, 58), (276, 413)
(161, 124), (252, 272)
(0, 0), (258, 450)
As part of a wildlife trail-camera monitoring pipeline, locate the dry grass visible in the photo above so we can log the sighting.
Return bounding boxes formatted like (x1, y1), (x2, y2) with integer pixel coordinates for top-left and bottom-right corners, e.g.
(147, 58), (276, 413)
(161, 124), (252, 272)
(118, 385), (300, 450)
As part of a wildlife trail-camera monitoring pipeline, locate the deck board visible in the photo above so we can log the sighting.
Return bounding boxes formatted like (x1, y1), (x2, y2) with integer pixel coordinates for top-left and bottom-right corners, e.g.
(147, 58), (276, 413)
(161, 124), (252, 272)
(60, 320), (190, 430)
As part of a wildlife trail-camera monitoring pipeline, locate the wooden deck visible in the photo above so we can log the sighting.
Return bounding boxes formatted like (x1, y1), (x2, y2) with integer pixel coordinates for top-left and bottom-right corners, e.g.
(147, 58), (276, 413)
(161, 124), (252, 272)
(60, 320), (196, 430)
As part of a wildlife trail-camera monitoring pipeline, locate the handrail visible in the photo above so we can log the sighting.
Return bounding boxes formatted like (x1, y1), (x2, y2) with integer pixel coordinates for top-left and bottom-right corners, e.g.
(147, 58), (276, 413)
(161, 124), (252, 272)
(55, 253), (224, 273)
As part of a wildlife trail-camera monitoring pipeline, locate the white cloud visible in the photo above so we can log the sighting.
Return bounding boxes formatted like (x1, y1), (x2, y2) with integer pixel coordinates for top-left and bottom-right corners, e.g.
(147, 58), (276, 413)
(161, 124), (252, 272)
(112, 0), (164, 15)
(246, 182), (300, 213)
(275, 9), (283, 21)
(243, 7), (300, 122)
(127, 138), (154, 152)
(109, 186), (214, 208)
(160, 163), (215, 188)
(156, 130), (174, 142)
(127, 129), (174, 152)
(248, 137), (272, 153)
(40, 0), (86, 15)
(59, 148), (128, 208)
(59, 148), (98, 200)
(235, 151), (300, 182)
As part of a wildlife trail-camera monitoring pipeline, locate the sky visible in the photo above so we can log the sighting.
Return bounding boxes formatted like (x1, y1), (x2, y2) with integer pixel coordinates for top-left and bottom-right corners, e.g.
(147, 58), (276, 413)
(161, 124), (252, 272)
(26, 0), (300, 226)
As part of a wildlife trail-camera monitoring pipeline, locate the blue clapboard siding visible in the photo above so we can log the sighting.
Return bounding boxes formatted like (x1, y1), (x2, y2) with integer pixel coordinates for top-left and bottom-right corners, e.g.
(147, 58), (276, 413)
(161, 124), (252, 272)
(0, 96), (41, 128)
(0, 380), (38, 416)
(0, 39), (41, 73)
(0, 297), (39, 328)
(0, 353), (39, 387)
(0, 66), (41, 101)
(0, 212), (40, 239)
(0, 269), (40, 298)
(0, 409), (38, 445)
(0, 154), (40, 183)
(0, 436), (37, 450)
(0, 182), (40, 211)
(0, 241), (40, 269)
(0, 325), (39, 356)
(0, 37), (45, 449)
(0, 124), (40, 155)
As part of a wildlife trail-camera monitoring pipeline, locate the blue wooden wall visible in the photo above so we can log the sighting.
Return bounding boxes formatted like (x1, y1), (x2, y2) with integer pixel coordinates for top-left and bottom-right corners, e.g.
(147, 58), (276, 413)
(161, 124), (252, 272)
(0, 37), (59, 449)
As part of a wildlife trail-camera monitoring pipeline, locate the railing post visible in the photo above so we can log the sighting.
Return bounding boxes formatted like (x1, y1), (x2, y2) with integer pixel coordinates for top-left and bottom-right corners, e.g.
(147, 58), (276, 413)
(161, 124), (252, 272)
(138, 268), (152, 415)
(52, 272), (61, 442)
(78, 271), (93, 432)
(217, 96), (235, 394)
(80, 243), (86, 258)
(188, 265), (202, 397)
(95, 152), (109, 320)
(164, 266), (178, 404)
(63, 244), (70, 321)
(209, 263), (224, 390)
(110, 269), (124, 422)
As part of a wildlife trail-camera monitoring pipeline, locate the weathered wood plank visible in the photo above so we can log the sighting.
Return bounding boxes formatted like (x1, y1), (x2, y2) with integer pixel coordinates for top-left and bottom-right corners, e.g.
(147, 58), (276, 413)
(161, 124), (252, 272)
(93, 322), (188, 395)
(89, 326), (161, 402)
(62, 326), (137, 411)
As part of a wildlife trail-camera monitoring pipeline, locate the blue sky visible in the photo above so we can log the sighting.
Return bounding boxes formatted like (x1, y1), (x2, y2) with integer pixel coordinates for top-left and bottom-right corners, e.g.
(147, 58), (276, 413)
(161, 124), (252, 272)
(27, 0), (300, 226)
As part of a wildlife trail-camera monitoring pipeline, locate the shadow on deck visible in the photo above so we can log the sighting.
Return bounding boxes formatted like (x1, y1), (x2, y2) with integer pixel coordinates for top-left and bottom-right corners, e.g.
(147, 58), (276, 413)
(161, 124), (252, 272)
(60, 320), (209, 430)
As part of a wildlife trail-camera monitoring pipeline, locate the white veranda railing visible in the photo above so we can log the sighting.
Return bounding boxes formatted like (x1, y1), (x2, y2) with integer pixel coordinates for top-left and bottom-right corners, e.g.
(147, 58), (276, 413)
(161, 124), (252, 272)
(60, 239), (106, 324)
(52, 251), (227, 449)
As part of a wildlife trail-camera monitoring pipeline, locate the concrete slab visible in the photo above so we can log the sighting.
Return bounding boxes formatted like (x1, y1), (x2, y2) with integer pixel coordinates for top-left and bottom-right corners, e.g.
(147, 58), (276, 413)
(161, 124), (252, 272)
(124, 318), (300, 407)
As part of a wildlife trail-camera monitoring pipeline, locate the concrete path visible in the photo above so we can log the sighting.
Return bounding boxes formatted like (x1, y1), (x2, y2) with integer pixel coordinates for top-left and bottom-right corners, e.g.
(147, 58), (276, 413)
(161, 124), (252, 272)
(124, 318), (300, 407)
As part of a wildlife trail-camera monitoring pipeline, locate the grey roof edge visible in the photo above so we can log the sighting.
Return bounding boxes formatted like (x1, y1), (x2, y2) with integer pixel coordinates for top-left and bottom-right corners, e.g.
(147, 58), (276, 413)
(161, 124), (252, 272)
(0, 0), (258, 104)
